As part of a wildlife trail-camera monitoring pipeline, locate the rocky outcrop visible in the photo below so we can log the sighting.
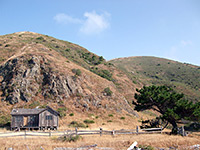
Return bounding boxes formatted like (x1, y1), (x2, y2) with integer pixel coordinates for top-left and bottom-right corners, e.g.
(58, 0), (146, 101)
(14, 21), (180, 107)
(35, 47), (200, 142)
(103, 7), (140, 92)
(0, 55), (82, 104)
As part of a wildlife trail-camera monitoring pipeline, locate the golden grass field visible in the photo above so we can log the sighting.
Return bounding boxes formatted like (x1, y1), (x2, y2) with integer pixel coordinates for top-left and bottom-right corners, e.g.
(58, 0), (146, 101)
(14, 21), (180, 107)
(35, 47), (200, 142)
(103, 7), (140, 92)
(0, 112), (199, 150)
(0, 132), (199, 150)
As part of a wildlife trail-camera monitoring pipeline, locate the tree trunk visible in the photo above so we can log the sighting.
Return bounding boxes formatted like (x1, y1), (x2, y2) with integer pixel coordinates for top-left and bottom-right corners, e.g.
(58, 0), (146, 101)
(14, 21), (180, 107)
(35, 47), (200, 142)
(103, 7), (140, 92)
(170, 120), (178, 134)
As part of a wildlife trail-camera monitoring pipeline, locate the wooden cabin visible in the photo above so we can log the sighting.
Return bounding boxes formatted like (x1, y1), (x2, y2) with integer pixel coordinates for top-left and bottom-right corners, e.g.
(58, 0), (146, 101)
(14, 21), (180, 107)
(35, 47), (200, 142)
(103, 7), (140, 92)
(10, 106), (59, 130)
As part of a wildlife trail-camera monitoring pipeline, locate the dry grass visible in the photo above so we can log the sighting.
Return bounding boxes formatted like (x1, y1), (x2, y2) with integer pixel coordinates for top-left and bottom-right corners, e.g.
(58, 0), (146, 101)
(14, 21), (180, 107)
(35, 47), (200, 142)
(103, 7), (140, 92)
(0, 133), (199, 150)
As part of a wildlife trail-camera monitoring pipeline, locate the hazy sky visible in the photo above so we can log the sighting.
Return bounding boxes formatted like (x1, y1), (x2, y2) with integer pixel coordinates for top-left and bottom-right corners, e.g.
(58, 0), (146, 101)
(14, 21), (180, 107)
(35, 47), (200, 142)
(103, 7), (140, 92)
(1, 0), (200, 66)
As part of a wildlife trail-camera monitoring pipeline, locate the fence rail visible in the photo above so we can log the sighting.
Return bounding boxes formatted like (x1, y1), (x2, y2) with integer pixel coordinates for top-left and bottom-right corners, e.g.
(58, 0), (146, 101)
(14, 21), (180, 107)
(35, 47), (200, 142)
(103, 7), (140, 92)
(0, 126), (163, 138)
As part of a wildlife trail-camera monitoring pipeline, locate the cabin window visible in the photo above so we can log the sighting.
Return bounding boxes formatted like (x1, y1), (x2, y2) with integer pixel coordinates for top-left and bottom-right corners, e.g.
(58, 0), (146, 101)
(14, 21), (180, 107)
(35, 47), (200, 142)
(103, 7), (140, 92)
(46, 115), (53, 120)
(15, 116), (23, 122)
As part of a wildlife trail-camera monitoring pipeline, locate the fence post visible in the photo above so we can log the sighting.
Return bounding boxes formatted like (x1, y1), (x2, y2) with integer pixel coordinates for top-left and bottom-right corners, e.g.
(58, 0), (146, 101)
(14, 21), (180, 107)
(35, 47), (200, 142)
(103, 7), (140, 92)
(24, 130), (26, 139)
(100, 128), (102, 136)
(49, 130), (51, 137)
(161, 126), (163, 134)
(112, 130), (115, 137)
(136, 126), (139, 135)
(182, 126), (186, 136)
(75, 127), (78, 135)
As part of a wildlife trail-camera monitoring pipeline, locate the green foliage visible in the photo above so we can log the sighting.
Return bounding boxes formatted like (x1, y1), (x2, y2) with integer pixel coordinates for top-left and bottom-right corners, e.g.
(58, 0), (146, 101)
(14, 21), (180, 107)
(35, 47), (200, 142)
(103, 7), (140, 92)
(139, 145), (154, 150)
(108, 114), (113, 117)
(133, 85), (200, 134)
(60, 135), (81, 142)
(110, 56), (200, 102)
(83, 119), (95, 124)
(81, 53), (105, 65)
(107, 120), (112, 122)
(57, 107), (67, 118)
(72, 69), (82, 76)
(104, 87), (113, 96)
(90, 67), (113, 81)
(36, 36), (45, 41)
(0, 115), (10, 126)
(120, 117), (125, 120)
(69, 113), (74, 116)
(68, 121), (87, 128)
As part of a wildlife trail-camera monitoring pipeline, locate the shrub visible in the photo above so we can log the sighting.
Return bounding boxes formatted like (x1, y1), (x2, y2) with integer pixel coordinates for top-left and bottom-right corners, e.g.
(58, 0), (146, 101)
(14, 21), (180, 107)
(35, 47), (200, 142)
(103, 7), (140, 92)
(120, 117), (125, 120)
(65, 48), (70, 52)
(90, 68), (113, 81)
(68, 121), (86, 128)
(57, 107), (67, 118)
(60, 135), (81, 142)
(83, 119), (95, 124)
(69, 113), (74, 116)
(139, 145), (154, 150)
(5, 44), (10, 47)
(107, 120), (112, 123)
(104, 87), (113, 96)
(108, 114), (113, 117)
(72, 69), (82, 76)
(0, 115), (10, 126)
(36, 36), (44, 41)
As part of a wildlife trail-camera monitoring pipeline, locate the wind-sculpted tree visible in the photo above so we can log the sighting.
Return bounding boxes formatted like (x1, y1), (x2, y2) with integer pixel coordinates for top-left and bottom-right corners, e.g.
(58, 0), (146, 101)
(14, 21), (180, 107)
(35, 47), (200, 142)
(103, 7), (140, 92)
(133, 85), (200, 134)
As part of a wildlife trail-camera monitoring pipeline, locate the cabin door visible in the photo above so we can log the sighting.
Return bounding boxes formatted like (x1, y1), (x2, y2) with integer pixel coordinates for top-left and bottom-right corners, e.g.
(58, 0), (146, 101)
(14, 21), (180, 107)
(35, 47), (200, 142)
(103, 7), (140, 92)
(23, 116), (28, 126)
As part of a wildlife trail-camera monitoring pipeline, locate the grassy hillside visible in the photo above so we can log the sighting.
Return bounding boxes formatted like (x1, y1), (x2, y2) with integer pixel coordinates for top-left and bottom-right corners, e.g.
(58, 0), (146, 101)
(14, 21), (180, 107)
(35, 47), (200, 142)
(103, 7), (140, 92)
(0, 32), (105, 69)
(0, 31), (141, 129)
(110, 56), (200, 102)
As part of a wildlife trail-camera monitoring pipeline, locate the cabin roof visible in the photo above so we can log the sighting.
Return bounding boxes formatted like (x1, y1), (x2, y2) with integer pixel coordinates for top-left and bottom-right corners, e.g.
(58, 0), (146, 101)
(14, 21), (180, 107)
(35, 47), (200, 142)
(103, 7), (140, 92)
(10, 106), (59, 115)
(11, 108), (45, 115)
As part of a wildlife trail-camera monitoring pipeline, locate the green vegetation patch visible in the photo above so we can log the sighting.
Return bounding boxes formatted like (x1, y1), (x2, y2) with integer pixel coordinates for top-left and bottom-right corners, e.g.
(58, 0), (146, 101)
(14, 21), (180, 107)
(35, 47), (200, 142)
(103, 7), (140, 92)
(83, 119), (95, 124)
(59, 135), (81, 142)
(68, 121), (87, 128)
(90, 67), (114, 81)
(104, 87), (113, 96)
(0, 115), (11, 127)
(72, 69), (82, 76)
(57, 107), (67, 118)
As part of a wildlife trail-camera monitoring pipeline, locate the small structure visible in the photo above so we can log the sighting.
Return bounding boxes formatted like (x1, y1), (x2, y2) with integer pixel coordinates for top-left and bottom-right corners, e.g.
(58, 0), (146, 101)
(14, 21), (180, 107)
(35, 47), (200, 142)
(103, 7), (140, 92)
(10, 106), (59, 130)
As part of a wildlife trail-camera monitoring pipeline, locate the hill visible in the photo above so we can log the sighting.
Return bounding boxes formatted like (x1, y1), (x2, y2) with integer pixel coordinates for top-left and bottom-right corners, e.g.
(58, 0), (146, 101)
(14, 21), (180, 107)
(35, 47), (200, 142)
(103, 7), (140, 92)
(110, 56), (200, 102)
(0, 32), (199, 130)
(0, 32), (141, 129)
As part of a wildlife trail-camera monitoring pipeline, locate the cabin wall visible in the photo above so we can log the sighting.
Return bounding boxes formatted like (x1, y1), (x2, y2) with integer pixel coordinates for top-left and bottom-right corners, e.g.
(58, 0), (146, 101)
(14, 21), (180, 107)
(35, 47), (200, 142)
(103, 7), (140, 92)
(11, 115), (23, 128)
(39, 110), (58, 127)
(11, 115), (39, 128)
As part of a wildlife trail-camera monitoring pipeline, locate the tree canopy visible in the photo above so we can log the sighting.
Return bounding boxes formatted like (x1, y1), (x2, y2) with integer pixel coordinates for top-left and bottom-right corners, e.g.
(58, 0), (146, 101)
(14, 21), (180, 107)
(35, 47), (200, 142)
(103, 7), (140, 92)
(133, 85), (200, 134)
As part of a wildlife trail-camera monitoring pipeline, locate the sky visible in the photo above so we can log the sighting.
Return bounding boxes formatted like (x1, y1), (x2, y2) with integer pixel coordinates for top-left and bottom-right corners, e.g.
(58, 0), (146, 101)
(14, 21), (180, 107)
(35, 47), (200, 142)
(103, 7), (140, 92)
(1, 0), (200, 66)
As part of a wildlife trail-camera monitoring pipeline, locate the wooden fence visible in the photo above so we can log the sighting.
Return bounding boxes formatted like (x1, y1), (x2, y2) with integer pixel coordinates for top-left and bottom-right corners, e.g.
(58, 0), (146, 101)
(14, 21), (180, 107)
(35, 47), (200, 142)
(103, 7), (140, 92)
(0, 126), (163, 138)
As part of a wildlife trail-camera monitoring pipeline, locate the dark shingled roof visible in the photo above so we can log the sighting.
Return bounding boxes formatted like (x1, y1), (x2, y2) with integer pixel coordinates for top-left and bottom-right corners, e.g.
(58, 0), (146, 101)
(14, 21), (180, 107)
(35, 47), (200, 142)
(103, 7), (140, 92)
(10, 106), (59, 115)
(10, 108), (45, 115)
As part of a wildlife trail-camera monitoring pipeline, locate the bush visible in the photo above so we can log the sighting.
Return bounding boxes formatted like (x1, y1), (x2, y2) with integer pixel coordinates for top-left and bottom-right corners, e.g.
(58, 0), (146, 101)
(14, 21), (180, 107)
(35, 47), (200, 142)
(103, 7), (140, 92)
(68, 121), (86, 128)
(104, 87), (113, 96)
(0, 115), (10, 127)
(60, 135), (81, 142)
(57, 107), (67, 118)
(139, 145), (154, 150)
(72, 69), (82, 76)
(83, 119), (95, 124)
(108, 114), (113, 117)
(120, 117), (125, 120)
(107, 120), (112, 123)
(90, 68), (113, 81)
(69, 113), (74, 116)
(36, 36), (44, 41)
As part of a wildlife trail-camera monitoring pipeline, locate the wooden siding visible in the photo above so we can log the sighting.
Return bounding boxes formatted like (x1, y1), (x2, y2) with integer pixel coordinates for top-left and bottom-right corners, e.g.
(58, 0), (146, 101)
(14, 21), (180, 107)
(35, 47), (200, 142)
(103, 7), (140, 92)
(11, 116), (23, 128)
(39, 110), (58, 127)
(11, 106), (59, 130)
(11, 115), (39, 128)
